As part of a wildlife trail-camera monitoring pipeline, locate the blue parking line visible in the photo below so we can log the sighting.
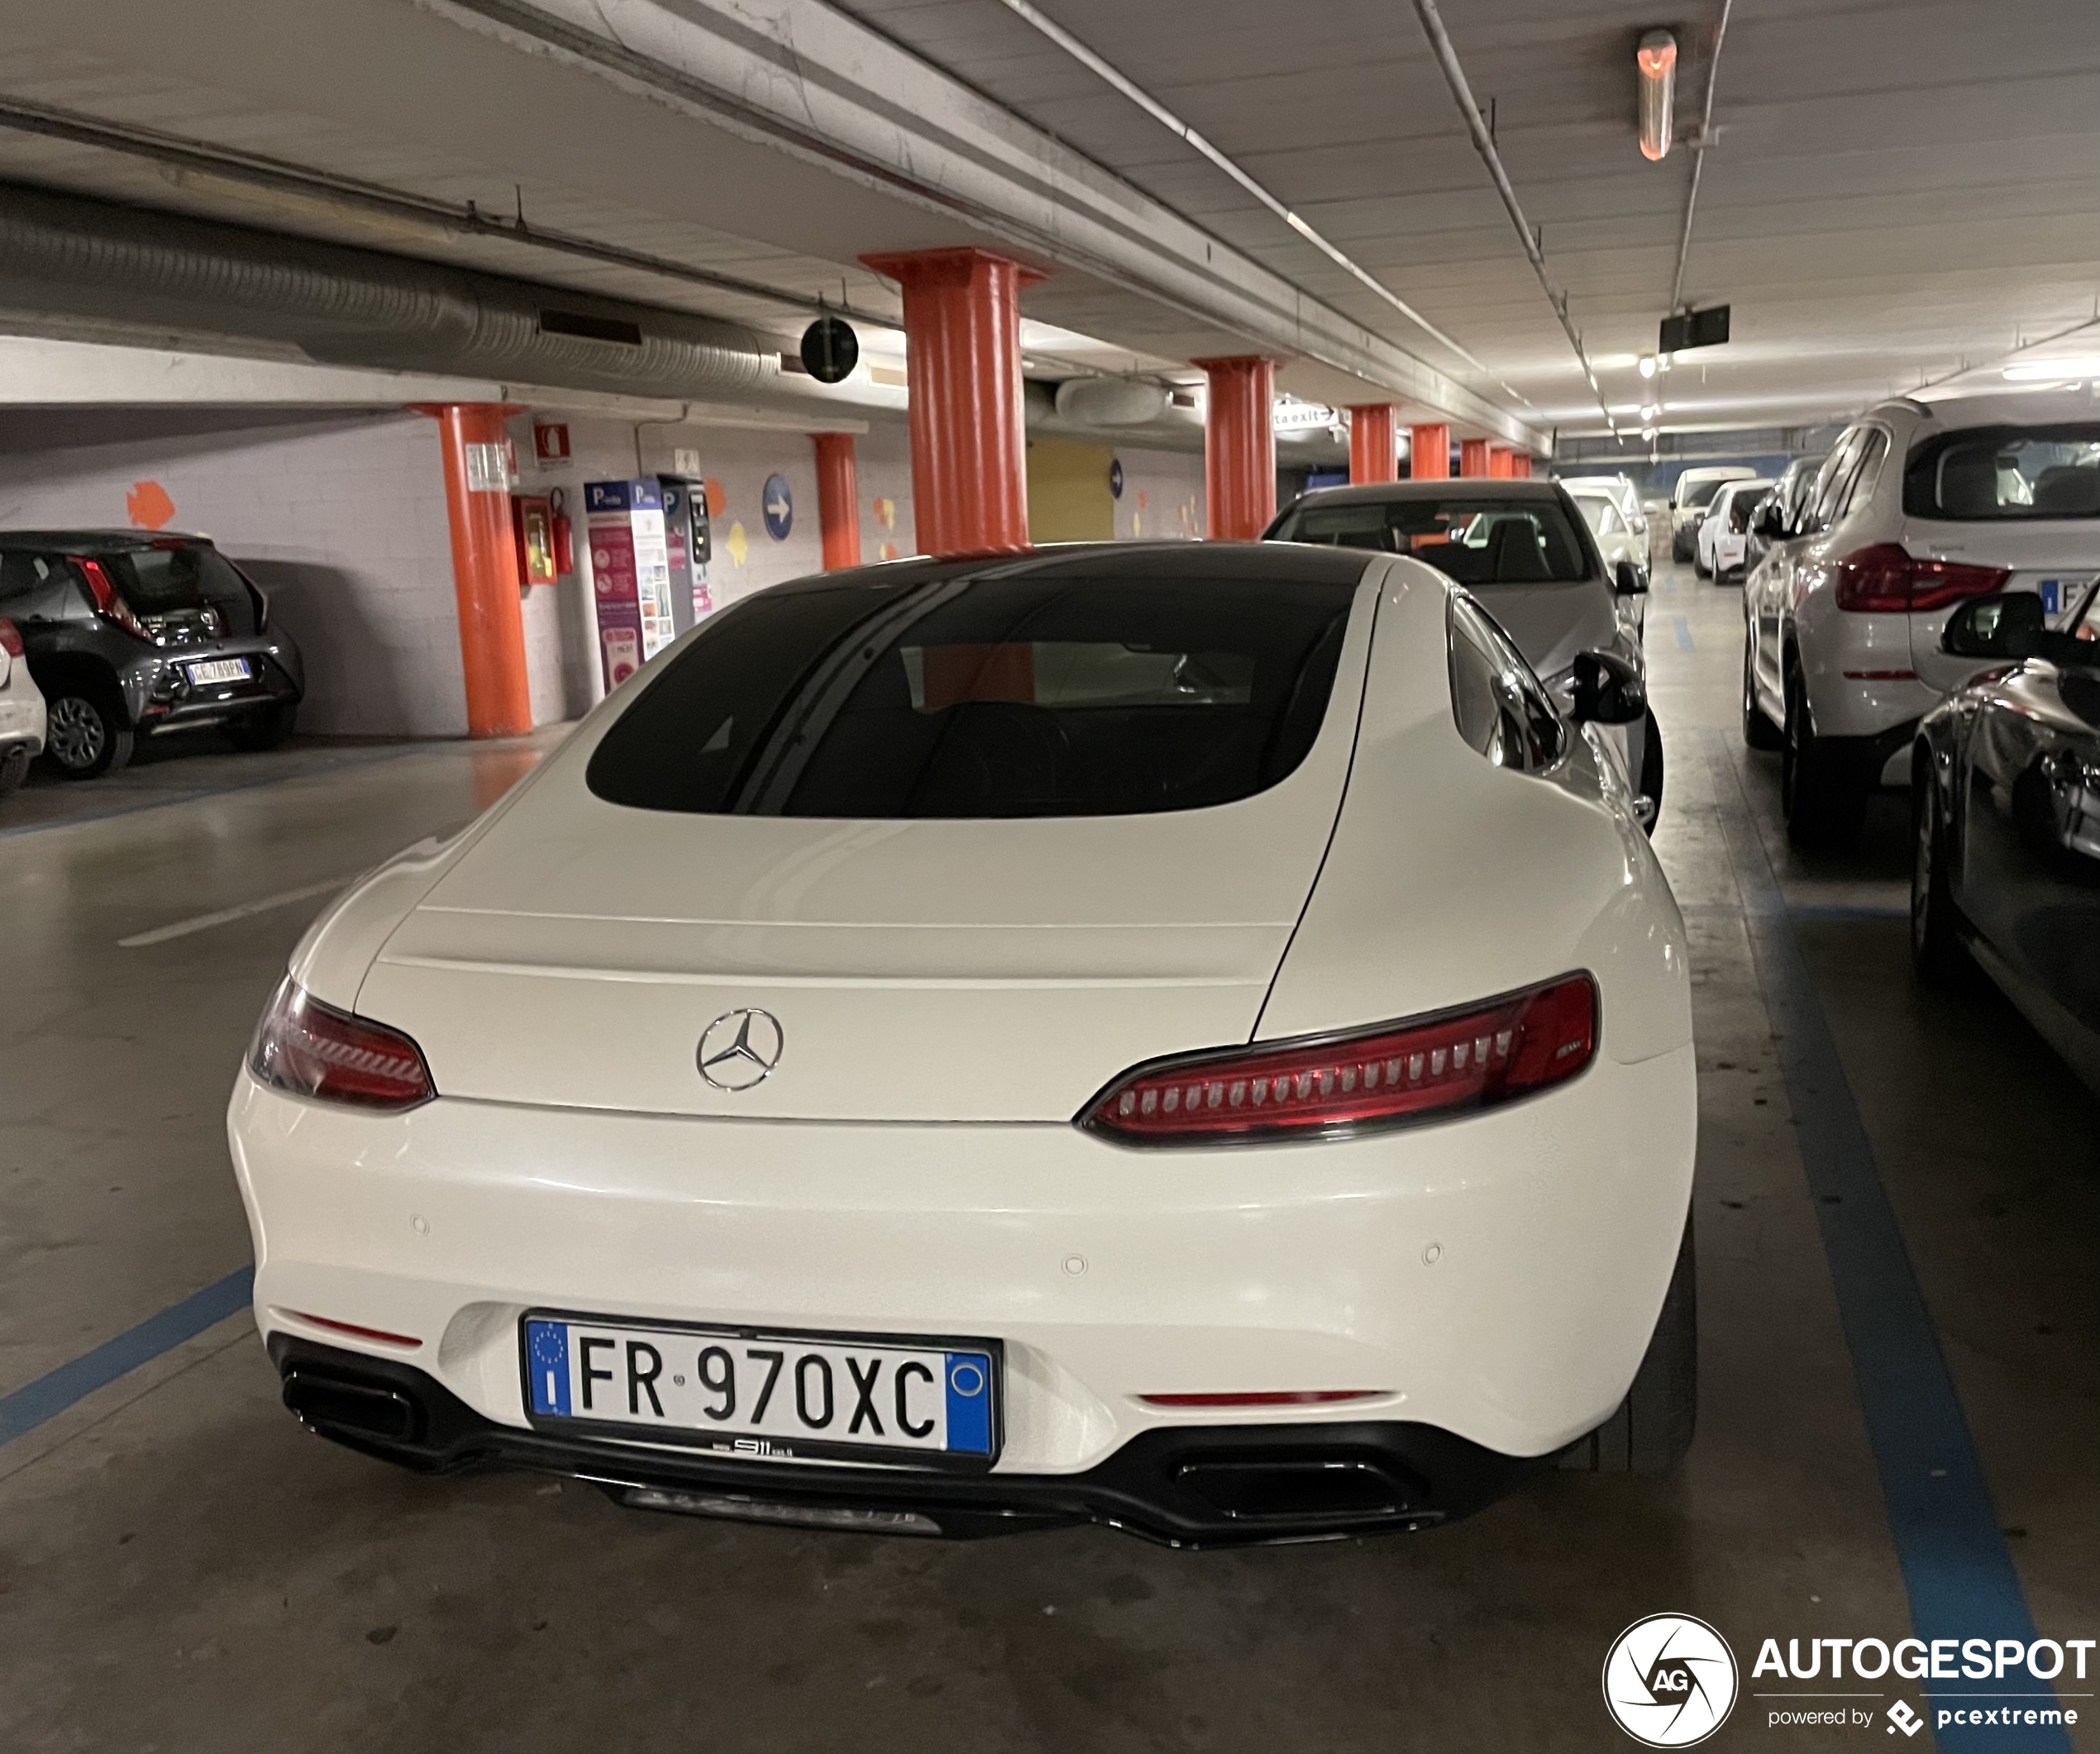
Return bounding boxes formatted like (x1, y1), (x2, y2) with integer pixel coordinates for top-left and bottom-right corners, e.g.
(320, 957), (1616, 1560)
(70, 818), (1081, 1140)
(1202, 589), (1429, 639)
(1673, 615), (1695, 651)
(0, 1267), (254, 1447)
(1702, 733), (2063, 1754)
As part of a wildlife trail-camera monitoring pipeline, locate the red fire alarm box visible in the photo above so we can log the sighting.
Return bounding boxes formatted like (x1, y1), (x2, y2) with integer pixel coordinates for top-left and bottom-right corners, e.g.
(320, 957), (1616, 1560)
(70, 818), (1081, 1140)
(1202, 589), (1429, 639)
(513, 494), (558, 587)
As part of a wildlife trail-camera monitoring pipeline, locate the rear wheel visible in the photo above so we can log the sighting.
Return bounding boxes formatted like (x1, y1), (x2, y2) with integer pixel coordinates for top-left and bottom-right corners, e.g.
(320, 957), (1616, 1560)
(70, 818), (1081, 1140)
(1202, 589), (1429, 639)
(0, 743), (29, 797)
(1560, 1215), (1697, 1474)
(1694, 551), (1712, 579)
(224, 702), (298, 751)
(1911, 759), (1969, 984)
(1742, 637), (1782, 750)
(42, 685), (132, 779)
(1783, 665), (1864, 847)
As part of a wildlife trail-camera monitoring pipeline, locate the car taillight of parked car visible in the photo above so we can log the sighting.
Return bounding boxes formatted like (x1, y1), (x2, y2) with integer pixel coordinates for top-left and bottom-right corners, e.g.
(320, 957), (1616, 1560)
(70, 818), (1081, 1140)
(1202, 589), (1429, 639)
(69, 555), (152, 640)
(248, 977), (437, 1111)
(1081, 973), (1598, 1146)
(1834, 542), (2011, 614)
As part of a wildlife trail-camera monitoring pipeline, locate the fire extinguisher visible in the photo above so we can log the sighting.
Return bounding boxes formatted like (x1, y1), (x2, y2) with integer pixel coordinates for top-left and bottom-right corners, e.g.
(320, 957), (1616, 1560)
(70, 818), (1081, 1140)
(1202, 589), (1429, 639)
(549, 486), (575, 579)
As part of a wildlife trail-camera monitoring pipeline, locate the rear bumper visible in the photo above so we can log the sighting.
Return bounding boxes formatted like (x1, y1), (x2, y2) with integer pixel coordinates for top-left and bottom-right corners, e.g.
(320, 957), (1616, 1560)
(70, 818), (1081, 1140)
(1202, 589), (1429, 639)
(272, 1333), (1545, 1546)
(125, 645), (302, 732)
(228, 1041), (1697, 1474)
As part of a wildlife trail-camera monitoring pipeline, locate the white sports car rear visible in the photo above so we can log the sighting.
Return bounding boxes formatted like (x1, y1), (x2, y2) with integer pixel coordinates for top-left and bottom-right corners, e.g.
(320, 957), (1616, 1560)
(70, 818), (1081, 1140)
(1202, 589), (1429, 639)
(228, 543), (1696, 1546)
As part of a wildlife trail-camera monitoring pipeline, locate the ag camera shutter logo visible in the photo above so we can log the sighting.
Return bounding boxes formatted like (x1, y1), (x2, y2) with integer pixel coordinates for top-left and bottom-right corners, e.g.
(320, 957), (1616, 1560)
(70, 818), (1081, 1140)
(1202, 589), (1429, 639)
(1603, 1613), (1738, 1747)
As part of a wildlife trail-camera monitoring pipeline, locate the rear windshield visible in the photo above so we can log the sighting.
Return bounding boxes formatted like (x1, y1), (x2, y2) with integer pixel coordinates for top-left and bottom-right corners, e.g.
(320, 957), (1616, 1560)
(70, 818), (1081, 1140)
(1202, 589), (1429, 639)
(98, 543), (259, 634)
(1674, 476), (1734, 511)
(585, 565), (1359, 818)
(1904, 424), (2100, 520)
(1268, 497), (1592, 585)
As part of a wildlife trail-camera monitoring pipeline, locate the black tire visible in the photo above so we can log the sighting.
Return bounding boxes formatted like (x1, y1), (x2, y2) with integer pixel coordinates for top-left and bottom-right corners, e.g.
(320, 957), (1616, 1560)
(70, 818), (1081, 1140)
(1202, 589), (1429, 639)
(1742, 638), (1783, 750)
(1638, 707), (1665, 833)
(0, 742), (29, 797)
(41, 685), (133, 779)
(1782, 665), (1864, 848)
(1560, 1214), (1697, 1475)
(1911, 757), (1969, 985)
(1693, 551), (1711, 579)
(1671, 530), (1693, 562)
(223, 702), (298, 751)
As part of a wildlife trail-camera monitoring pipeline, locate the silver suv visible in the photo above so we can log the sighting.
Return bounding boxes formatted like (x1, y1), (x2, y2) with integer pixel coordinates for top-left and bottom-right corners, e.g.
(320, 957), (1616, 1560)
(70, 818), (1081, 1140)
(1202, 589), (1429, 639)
(1744, 389), (2100, 844)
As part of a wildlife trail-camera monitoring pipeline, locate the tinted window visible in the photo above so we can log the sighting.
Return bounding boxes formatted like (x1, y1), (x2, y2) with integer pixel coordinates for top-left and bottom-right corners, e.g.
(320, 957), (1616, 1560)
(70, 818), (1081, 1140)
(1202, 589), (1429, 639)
(1905, 423), (2100, 520)
(1447, 595), (1564, 773)
(587, 565), (1360, 818)
(1272, 495), (1592, 585)
(1676, 476), (1734, 511)
(1806, 429), (1864, 531)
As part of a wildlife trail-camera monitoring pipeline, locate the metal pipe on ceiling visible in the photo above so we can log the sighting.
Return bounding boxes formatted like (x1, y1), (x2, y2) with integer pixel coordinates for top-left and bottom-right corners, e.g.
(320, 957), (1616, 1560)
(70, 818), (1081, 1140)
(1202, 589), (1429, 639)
(988, 0), (1494, 381)
(0, 94), (894, 332)
(1407, 0), (1620, 438)
(1668, 0), (1735, 315)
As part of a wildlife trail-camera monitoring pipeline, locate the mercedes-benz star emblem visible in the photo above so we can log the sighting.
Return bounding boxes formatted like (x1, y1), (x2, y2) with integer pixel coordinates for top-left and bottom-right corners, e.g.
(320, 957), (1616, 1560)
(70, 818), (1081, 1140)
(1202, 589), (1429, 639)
(697, 1008), (785, 1091)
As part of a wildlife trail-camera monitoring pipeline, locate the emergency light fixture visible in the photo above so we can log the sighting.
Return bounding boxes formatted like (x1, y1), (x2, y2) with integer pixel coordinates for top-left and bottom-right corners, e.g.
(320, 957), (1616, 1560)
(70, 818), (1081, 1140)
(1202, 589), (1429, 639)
(1637, 31), (1678, 161)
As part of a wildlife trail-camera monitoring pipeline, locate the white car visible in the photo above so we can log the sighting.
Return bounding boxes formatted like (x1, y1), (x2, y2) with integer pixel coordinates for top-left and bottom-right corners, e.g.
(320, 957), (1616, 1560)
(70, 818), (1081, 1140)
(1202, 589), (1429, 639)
(1565, 485), (1651, 641)
(227, 544), (1697, 1546)
(1696, 479), (1775, 580)
(1668, 465), (1756, 561)
(1558, 474), (1649, 551)
(0, 614), (46, 794)
(1745, 389), (2100, 844)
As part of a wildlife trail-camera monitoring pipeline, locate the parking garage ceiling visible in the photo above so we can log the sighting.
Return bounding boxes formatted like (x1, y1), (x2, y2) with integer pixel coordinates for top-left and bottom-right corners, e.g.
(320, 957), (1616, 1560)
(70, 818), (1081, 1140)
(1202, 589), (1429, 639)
(0, 0), (2096, 446)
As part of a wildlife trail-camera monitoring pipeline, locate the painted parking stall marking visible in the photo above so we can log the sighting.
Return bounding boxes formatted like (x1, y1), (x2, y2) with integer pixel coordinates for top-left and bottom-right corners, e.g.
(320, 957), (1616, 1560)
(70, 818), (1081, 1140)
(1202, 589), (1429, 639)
(522, 1316), (996, 1462)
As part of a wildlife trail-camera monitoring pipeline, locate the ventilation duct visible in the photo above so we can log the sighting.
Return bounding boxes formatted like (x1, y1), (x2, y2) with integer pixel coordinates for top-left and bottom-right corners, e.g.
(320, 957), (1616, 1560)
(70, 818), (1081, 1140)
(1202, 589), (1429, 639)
(0, 183), (771, 401)
(1053, 376), (1167, 427)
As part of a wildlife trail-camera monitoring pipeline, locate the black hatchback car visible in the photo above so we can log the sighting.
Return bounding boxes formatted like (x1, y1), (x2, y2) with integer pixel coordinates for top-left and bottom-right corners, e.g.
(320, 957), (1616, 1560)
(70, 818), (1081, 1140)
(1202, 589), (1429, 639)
(0, 531), (304, 778)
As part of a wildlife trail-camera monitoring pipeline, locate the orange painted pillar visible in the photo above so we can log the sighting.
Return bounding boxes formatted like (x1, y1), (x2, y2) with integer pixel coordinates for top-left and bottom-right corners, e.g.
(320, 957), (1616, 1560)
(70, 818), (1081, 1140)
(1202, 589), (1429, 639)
(812, 432), (861, 570)
(861, 248), (1039, 555)
(1196, 355), (1276, 539)
(1409, 422), (1450, 480)
(1488, 446), (1515, 479)
(1347, 404), (1397, 484)
(429, 403), (531, 739)
(1459, 437), (1491, 478)
(1511, 452), (1534, 478)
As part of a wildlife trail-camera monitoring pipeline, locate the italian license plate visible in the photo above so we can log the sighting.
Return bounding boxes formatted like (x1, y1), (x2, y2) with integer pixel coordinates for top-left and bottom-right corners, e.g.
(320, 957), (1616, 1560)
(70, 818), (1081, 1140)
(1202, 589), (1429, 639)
(188, 657), (252, 684)
(520, 1314), (998, 1466)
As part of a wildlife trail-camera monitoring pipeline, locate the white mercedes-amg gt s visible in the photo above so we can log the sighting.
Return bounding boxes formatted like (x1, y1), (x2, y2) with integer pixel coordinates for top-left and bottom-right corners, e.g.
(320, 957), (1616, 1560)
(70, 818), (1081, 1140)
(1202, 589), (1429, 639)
(228, 542), (1697, 1546)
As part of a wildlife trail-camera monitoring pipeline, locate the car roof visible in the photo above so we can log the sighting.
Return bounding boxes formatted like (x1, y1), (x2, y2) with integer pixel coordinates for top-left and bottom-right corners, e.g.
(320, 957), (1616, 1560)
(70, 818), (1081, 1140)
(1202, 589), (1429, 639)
(776, 540), (1378, 596)
(0, 529), (217, 551)
(1879, 388), (2100, 430)
(1286, 479), (1567, 508)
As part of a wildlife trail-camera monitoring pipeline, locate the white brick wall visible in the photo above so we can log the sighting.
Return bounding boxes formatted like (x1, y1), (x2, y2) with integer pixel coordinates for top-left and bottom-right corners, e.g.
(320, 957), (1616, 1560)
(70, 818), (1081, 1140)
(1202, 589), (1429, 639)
(0, 412), (472, 737)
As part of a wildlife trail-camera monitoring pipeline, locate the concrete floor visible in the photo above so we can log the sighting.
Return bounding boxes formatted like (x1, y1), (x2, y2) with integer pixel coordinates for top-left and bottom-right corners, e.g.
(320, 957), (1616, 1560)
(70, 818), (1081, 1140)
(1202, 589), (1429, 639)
(1, 565), (2093, 1752)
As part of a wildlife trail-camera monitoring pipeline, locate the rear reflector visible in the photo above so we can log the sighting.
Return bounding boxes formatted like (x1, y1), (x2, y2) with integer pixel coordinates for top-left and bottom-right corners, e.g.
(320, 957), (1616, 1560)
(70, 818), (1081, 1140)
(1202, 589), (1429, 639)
(284, 1310), (423, 1348)
(1141, 1390), (1380, 1408)
(1081, 972), (1597, 1146)
(0, 617), (21, 658)
(1842, 669), (1919, 681)
(249, 976), (436, 1111)
(1834, 542), (2010, 613)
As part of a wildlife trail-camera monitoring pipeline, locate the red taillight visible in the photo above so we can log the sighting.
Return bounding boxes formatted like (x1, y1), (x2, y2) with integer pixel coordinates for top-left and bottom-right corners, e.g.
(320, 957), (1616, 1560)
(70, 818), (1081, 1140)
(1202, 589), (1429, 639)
(1081, 973), (1598, 1146)
(1140, 1390), (1381, 1408)
(284, 1311), (423, 1348)
(1833, 543), (2010, 614)
(248, 977), (436, 1111)
(0, 617), (20, 658)
(69, 555), (150, 639)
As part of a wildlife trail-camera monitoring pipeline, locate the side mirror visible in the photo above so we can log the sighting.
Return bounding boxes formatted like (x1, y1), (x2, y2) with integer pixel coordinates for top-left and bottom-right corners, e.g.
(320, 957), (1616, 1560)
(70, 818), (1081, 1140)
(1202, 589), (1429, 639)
(1614, 559), (1649, 597)
(1752, 501), (1787, 540)
(1942, 592), (2044, 660)
(1569, 650), (1647, 725)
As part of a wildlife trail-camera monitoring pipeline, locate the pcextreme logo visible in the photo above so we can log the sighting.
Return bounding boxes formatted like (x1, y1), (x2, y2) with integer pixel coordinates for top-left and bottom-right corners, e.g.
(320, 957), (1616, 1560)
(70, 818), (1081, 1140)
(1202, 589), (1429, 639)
(1603, 1614), (1740, 1747)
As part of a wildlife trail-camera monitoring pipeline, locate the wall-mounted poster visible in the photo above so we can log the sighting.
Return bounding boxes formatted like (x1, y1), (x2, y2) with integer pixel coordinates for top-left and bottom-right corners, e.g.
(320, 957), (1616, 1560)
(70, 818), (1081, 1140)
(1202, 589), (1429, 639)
(585, 478), (675, 690)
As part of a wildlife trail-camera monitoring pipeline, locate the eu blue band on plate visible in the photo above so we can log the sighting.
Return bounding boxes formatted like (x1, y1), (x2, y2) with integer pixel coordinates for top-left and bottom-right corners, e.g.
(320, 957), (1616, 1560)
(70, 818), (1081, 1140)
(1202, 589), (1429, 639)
(527, 1319), (570, 1416)
(943, 1352), (992, 1455)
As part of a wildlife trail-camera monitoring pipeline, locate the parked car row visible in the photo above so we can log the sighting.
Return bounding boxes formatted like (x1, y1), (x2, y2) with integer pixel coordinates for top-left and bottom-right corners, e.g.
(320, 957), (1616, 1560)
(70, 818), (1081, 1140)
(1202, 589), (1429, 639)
(0, 531), (304, 794)
(1715, 389), (2100, 1097)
